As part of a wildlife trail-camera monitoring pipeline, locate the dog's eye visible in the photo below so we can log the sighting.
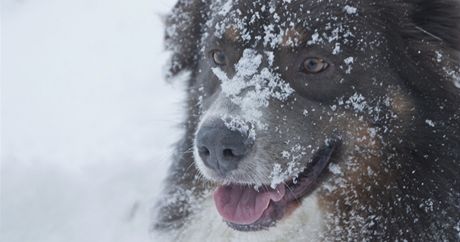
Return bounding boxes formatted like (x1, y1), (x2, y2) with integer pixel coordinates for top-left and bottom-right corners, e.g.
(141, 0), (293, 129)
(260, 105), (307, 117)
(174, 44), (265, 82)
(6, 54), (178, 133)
(302, 57), (329, 74)
(211, 50), (227, 66)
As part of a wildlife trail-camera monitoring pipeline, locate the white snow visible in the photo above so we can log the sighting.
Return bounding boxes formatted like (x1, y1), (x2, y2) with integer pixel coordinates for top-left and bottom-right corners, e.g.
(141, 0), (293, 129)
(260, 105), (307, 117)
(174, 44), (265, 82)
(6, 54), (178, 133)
(344, 57), (354, 74)
(222, 115), (256, 140)
(307, 32), (322, 46)
(346, 93), (367, 112)
(455, 220), (460, 239)
(212, 49), (294, 129)
(265, 51), (275, 67)
(1, 1), (181, 242)
(269, 144), (308, 188)
(425, 119), (436, 127)
(443, 67), (460, 88)
(218, 0), (233, 16)
(343, 5), (358, 15)
(328, 163), (342, 175)
(269, 164), (285, 189)
(332, 43), (342, 55)
(344, 57), (354, 65)
(435, 51), (443, 63)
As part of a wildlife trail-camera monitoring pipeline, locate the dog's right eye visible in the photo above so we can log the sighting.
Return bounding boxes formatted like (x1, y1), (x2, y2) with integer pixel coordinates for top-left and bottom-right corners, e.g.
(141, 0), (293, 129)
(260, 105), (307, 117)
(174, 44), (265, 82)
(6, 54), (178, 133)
(211, 50), (227, 66)
(302, 57), (329, 74)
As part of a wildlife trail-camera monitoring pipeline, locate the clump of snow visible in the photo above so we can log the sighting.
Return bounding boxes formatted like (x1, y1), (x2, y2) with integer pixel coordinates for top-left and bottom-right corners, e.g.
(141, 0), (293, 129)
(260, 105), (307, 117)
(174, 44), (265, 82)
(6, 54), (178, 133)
(221, 115), (256, 140)
(303, 109), (312, 117)
(218, 0), (233, 16)
(455, 220), (460, 239)
(270, 144), (308, 188)
(346, 93), (367, 112)
(434, 51), (443, 63)
(453, 76), (460, 88)
(328, 163), (342, 175)
(367, 128), (378, 138)
(367, 167), (375, 176)
(212, 49), (294, 128)
(264, 24), (282, 48)
(265, 51), (275, 66)
(343, 5), (358, 15)
(307, 21), (355, 51)
(328, 25), (343, 43)
(425, 119), (435, 127)
(443, 67), (460, 88)
(419, 198), (434, 213)
(344, 57), (354, 74)
(307, 32), (323, 45)
(332, 43), (342, 55)
(269, 164), (285, 189)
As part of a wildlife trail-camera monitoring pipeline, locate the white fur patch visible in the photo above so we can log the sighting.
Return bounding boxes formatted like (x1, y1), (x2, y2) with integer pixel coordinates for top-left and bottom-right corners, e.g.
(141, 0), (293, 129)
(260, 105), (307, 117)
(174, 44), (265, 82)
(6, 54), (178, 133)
(167, 193), (324, 242)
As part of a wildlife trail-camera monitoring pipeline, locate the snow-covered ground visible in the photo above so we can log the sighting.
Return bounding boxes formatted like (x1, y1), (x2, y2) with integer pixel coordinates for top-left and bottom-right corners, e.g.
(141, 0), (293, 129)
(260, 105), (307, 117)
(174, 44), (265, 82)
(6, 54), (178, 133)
(1, 1), (182, 241)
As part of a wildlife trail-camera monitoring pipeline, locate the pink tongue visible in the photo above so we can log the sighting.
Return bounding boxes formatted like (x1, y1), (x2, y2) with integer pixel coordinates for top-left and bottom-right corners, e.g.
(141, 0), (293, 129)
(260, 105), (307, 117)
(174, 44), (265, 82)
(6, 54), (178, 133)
(213, 184), (286, 225)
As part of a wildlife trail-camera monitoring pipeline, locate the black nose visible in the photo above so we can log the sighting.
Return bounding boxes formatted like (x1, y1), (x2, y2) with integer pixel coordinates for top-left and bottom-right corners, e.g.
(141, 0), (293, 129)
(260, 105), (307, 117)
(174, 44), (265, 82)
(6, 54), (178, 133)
(195, 120), (254, 175)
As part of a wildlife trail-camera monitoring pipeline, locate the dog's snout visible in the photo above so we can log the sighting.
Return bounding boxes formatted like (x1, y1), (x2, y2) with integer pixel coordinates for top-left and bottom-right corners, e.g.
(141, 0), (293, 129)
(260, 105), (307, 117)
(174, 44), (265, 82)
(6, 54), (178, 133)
(196, 121), (253, 175)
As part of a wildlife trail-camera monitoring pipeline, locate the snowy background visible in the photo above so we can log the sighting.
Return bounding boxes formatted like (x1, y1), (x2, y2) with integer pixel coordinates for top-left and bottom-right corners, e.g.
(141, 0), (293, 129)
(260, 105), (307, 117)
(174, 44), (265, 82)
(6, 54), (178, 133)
(1, 0), (182, 241)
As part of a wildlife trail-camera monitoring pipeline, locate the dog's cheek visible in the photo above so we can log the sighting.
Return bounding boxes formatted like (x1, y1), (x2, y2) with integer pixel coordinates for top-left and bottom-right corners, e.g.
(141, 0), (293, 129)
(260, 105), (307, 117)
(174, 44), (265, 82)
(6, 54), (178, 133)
(316, 113), (403, 238)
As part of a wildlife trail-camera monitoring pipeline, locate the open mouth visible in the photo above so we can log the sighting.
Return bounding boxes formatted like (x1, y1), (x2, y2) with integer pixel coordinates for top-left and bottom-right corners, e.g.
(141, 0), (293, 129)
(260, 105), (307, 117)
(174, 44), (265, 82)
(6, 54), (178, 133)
(212, 142), (338, 231)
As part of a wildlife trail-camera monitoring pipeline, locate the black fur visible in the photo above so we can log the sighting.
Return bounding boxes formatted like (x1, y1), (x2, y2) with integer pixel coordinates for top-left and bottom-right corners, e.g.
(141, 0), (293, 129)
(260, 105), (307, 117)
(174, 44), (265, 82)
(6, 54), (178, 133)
(154, 0), (460, 240)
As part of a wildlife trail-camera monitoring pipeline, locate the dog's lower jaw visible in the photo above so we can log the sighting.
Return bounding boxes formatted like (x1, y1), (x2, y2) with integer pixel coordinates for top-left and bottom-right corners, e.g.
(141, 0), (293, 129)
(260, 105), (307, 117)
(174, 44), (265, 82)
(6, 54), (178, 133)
(168, 192), (325, 242)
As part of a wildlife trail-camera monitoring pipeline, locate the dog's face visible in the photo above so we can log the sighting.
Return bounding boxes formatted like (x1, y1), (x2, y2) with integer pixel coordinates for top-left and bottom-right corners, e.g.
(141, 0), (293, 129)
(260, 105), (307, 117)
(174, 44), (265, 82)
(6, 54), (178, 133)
(154, 0), (460, 235)
(190, 0), (410, 231)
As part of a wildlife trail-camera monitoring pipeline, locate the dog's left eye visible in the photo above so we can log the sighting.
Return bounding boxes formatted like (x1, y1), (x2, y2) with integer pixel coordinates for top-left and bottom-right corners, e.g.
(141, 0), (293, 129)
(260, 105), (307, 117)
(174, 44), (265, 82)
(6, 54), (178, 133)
(302, 57), (329, 74)
(211, 50), (227, 66)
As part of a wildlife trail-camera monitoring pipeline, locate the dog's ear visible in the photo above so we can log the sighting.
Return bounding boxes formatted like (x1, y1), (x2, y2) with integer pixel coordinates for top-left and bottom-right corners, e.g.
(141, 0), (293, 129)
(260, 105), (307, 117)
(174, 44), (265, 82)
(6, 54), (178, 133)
(165, 0), (207, 80)
(410, 0), (460, 50)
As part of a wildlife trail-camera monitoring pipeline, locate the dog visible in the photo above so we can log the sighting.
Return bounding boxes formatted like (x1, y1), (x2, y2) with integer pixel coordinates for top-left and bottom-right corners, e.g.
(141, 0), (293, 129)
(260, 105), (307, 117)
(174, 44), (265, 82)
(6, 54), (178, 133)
(153, 0), (460, 241)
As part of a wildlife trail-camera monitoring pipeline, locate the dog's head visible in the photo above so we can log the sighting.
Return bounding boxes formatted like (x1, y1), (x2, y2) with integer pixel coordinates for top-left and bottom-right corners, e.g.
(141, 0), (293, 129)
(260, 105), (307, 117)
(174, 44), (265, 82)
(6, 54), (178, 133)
(166, 0), (460, 234)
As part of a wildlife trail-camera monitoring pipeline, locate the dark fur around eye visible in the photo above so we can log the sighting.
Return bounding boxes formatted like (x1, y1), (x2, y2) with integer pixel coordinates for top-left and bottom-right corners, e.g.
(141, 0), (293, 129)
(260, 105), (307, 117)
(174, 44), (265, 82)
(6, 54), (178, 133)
(302, 58), (329, 74)
(211, 50), (227, 66)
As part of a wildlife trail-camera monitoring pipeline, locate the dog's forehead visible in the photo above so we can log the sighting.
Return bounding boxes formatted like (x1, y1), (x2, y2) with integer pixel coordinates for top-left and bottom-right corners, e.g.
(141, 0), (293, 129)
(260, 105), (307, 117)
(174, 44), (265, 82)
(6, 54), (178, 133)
(207, 0), (362, 47)
(210, 0), (348, 24)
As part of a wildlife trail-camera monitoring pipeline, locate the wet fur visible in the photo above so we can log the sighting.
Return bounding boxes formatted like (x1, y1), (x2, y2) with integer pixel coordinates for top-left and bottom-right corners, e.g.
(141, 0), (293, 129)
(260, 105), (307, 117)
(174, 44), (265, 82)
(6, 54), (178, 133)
(154, 0), (460, 241)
